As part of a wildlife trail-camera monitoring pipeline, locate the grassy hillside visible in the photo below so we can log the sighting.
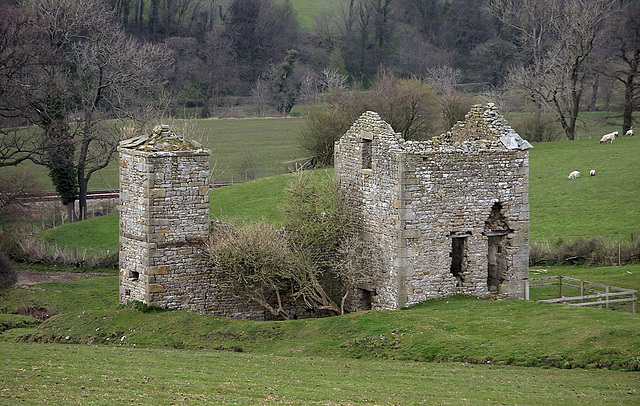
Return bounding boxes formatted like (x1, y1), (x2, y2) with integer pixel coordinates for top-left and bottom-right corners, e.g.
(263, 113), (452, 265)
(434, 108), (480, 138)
(5, 117), (306, 190)
(528, 135), (639, 242)
(1, 268), (640, 369)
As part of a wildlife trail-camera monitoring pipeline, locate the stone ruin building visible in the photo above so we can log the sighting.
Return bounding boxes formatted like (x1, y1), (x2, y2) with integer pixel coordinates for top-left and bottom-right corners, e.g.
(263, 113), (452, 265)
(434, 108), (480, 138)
(118, 125), (263, 319)
(334, 104), (532, 310)
(118, 104), (531, 319)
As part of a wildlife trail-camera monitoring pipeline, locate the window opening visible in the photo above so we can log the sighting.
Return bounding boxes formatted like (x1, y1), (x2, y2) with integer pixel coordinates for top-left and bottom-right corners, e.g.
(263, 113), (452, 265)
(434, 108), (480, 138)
(358, 288), (375, 310)
(129, 271), (139, 281)
(362, 139), (372, 169)
(450, 236), (466, 287)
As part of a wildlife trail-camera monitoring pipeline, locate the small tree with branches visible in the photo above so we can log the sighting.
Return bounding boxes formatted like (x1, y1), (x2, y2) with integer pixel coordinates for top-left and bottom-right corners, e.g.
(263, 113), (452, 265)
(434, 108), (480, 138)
(207, 171), (371, 319)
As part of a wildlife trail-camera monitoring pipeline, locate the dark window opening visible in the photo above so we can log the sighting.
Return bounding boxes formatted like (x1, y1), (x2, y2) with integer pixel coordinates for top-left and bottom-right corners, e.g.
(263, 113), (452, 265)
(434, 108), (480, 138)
(358, 288), (375, 310)
(450, 237), (466, 287)
(129, 271), (139, 281)
(362, 139), (372, 169)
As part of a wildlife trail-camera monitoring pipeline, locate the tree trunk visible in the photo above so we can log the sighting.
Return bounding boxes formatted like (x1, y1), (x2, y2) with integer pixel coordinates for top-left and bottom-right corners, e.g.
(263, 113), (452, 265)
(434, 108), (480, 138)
(589, 74), (599, 112)
(78, 173), (88, 221)
(622, 50), (639, 134)
(65, 201), (77, 222)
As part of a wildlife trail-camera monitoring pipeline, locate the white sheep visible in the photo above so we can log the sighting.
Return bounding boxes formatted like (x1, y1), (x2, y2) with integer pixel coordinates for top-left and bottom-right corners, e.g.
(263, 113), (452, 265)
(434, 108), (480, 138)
(590, 169), (595, 176)
(600, 131), (618, 144)
(625, 127), (633, 136)
(568, 171), (580, 180)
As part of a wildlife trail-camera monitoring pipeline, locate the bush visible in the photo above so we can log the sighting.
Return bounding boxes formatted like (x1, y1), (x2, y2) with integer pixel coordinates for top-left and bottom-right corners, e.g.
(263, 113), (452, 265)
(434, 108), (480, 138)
(442, 94), (476, 129)
(530, 236), (640, 266)
(207, 221), (302, 319)
(298, 101), (354, 166)
(207, 172), (372, 319)
(298, 74), (441, 166)
(513, 112), (562, 142)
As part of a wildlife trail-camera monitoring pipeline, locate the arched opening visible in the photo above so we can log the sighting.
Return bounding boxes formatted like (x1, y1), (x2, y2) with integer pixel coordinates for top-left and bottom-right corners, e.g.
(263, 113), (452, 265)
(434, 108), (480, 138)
(484, 203), (511, 292)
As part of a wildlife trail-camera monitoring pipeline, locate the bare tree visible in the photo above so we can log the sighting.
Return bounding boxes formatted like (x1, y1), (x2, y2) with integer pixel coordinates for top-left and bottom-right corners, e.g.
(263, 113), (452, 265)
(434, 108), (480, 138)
(0, 0), (44, 167)
(596, 1), (640, 134)
(426, 65), (476, 129)
(0, 169), (41, 222)
(26, 0), (172, 220)
(490, 0), (615, 140)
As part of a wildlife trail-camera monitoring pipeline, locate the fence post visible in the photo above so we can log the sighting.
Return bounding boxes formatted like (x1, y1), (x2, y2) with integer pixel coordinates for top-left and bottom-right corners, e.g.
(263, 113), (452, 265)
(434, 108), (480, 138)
(558, 275), (563, 298)
(524, 280), (529, 300)
(633, 293), (636, 314)
(580, 280), (584, 303)
(605, 286), (610, 310)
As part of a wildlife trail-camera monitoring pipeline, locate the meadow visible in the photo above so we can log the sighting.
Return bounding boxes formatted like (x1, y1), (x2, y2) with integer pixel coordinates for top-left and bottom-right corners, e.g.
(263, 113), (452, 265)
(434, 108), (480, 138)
(5, 117), (307, 190)
(1, 263), (640, 404)
(3, 112), (640, 404)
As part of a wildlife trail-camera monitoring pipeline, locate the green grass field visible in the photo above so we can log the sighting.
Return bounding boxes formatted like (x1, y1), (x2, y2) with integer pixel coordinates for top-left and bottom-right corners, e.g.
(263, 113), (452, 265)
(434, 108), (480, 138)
(2, 342), (638, 405)
(4, 117), (307, 190)
(528, 135), (640, 242)
(1, 270), (639, 403)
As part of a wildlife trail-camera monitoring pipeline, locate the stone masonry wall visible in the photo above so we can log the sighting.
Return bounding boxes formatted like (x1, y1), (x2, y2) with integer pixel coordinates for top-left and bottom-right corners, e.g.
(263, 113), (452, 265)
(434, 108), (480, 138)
(335, 113), (404, 310)
(335, 104), (531, 311)
(118, 125), (265, 320)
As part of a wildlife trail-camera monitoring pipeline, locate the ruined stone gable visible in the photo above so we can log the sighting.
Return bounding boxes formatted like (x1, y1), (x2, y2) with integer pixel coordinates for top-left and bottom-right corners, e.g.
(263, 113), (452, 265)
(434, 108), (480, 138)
(335, 104), (532, 310)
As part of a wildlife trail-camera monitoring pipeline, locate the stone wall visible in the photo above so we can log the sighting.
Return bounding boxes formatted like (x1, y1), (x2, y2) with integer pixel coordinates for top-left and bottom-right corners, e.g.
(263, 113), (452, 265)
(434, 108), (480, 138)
(118, 125), (265, 320)
(335, 104), (531, 311)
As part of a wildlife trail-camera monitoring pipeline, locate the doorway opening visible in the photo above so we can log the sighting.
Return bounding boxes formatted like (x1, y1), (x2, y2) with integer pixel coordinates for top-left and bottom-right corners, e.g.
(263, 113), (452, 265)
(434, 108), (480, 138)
(484, 202), (510, 292)
(487, 235), (506, 291)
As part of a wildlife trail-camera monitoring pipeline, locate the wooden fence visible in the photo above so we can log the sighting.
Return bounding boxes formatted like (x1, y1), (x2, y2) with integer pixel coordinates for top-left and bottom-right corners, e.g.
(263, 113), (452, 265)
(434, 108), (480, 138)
(524, 275), (637, 313)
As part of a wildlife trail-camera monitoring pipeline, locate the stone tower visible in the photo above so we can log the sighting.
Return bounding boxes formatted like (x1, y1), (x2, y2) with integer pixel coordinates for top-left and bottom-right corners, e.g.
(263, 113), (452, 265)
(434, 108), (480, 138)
(118, 125), (211, 311)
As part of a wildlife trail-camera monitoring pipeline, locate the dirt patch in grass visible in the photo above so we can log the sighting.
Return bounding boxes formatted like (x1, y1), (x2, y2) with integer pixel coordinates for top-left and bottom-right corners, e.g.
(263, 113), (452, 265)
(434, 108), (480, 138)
(15, 269), (110, 287)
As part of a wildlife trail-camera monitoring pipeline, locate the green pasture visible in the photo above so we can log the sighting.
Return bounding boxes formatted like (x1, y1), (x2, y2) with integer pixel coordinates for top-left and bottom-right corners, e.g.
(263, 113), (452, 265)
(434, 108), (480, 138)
(1, 269), (640, 404)
(2, 269), (640, 368)
(0, 342), (638, 405)
(528, 135), (639, 242)
(4, 117), (306, 190)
